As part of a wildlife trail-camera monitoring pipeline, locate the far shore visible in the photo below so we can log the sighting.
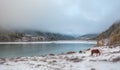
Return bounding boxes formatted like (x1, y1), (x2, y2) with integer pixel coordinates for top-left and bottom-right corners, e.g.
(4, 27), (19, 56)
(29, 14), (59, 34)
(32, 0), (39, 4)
(0, 40), (97, 44)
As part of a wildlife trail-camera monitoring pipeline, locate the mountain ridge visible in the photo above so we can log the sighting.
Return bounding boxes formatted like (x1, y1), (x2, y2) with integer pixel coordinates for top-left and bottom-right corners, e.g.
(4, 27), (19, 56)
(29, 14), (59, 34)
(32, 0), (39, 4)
(0, 30), (75, 42)
(95, 21), (120, 45)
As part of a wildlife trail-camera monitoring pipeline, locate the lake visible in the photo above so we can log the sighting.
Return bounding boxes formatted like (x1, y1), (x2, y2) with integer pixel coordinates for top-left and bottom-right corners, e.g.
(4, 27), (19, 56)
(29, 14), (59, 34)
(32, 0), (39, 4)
(0, 41), (96, 58)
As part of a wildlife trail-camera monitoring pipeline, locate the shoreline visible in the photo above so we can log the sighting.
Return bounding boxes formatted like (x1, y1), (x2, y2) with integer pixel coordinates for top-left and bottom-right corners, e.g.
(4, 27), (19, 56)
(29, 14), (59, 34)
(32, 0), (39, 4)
(0, 40), (97, 44)
(0, 46), (120, 70)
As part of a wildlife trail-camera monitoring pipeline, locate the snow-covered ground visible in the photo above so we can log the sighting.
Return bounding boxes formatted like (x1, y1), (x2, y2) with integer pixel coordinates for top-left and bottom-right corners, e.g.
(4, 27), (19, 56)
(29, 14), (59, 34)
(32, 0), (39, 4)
(0, 40), (96, 44)
(0, 46), (120, 70)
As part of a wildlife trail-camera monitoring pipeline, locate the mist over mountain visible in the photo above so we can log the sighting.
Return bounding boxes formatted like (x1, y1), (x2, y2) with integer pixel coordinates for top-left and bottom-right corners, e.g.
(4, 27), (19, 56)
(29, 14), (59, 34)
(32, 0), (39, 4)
(0, 0), (120, 35)
(77, 34), (98, 40)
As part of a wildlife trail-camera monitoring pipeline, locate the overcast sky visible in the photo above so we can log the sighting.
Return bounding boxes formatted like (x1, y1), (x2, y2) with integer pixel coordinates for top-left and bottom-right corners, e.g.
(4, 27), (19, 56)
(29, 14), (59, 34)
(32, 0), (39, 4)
(0, 0), (120, 35)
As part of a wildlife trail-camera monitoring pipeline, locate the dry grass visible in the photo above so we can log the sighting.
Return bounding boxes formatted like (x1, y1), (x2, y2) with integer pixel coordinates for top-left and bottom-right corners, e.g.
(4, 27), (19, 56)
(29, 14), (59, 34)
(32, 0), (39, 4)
(110, 32), (120, 45)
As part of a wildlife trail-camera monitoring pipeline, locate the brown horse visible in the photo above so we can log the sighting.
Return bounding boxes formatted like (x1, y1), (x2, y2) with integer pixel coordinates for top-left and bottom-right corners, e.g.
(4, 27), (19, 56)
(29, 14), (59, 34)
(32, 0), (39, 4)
(91, 49), (101, 56)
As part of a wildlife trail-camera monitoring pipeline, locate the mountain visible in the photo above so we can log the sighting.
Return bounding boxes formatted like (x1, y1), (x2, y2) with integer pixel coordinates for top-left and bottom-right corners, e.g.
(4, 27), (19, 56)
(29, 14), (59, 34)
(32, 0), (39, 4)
(77, 34), (98, 40)
(95, 21), (120, 45)
(0, 32), (24, 42)
(21, 30), (75, 41)
(0, 30), (75, 42)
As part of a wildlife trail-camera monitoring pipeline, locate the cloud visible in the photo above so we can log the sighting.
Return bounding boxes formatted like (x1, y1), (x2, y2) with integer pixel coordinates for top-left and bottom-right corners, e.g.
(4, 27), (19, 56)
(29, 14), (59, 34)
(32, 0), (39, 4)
(0, 0), (120, 35)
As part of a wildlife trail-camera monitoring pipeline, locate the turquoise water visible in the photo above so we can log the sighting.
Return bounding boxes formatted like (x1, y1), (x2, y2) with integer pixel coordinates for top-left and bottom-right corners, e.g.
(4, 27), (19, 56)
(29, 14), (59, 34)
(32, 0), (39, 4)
(0, 43), (95, 58)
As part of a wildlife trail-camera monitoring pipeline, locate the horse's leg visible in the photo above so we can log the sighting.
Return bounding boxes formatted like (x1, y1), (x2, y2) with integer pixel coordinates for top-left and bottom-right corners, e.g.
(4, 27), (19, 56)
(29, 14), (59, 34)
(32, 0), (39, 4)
(91, 52), (93, 56)
(99, 52), (101, 56)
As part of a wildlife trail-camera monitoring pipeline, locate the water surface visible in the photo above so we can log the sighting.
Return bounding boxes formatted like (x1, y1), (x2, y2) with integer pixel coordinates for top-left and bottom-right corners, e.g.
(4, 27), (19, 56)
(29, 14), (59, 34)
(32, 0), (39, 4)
(0, 43), (95, 58)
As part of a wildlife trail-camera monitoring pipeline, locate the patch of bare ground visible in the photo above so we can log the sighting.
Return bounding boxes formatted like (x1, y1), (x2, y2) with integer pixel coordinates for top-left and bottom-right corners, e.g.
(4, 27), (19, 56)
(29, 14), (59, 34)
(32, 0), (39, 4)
(66, 51), (76, 54)
(91, 68), (96, 70)
(48, 54), (55, 56)
(66, 57), (83, 62)
(111, 56), (120, 62)
(0, 58), (6, 64)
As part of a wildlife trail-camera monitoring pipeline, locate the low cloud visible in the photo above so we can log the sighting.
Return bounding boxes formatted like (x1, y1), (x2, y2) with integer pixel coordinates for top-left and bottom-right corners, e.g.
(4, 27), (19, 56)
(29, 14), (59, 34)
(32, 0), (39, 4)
(0, 0), (120, 35)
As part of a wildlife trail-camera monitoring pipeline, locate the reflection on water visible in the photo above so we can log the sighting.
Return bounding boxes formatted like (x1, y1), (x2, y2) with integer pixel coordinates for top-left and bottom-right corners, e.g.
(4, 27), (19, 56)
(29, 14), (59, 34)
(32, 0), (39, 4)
(0, 43), (95, 58)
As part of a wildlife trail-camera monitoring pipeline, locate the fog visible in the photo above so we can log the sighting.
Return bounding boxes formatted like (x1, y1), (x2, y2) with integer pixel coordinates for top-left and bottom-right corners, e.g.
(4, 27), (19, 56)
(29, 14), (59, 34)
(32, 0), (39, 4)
(0, 0), (120, 35)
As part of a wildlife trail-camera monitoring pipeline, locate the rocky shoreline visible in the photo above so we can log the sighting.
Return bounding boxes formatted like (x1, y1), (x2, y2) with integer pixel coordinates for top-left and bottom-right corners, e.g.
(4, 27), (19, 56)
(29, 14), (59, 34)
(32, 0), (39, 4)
(0, 46), (120, 70)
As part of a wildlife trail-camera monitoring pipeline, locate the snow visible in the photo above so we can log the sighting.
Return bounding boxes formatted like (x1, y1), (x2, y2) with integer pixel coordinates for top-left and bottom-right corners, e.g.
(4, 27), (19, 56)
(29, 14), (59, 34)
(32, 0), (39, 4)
(0, 46), (120, 70)
(0, 40), (96, 44)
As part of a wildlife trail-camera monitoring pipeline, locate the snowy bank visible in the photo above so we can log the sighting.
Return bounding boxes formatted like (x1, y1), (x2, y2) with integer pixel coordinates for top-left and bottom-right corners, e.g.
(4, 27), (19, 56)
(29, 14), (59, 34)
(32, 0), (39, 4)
(0, 40), (96, 44)
(0, 46), (120, 70)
